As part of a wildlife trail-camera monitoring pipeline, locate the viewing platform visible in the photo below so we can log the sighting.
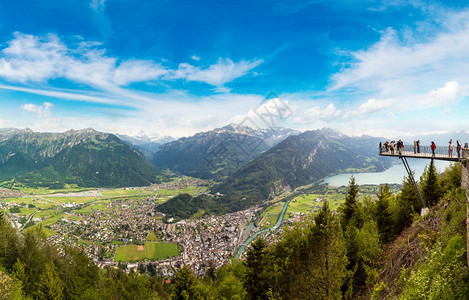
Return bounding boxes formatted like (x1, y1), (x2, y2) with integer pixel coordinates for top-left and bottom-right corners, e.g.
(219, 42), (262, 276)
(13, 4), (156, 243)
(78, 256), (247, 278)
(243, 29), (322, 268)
(379, 145), (464, 162)
(379, 144), (468, 214)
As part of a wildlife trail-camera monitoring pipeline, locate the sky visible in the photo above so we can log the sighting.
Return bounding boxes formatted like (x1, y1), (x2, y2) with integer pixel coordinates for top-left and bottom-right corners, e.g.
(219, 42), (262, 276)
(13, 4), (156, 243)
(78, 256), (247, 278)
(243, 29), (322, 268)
(0, 0), (469, 138)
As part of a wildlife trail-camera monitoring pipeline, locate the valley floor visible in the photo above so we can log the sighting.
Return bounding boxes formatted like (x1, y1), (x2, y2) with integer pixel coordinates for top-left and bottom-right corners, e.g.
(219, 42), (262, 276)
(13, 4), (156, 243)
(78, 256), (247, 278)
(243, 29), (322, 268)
(0, 177), (402, 277)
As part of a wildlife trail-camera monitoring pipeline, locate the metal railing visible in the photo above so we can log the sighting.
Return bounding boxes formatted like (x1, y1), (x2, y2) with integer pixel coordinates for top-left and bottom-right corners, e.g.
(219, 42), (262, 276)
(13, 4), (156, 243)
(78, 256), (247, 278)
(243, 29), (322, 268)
(379, 144), (463, 160)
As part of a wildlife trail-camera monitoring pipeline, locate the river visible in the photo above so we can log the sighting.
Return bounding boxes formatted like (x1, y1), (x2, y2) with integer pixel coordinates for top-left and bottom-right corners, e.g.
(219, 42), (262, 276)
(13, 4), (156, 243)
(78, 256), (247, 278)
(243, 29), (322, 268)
(235, 193), (295, 259)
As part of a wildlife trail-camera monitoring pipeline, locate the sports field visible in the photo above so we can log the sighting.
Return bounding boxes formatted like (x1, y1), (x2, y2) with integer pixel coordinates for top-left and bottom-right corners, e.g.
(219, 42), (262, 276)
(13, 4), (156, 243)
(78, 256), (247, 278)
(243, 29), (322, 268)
(114, 242), (179, 262)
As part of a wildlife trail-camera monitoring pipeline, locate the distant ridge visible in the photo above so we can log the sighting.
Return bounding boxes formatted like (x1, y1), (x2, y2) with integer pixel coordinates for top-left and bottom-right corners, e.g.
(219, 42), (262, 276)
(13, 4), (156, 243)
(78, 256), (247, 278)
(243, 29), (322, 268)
(152, 124), (300, 179)
(116, 133), (174, 159)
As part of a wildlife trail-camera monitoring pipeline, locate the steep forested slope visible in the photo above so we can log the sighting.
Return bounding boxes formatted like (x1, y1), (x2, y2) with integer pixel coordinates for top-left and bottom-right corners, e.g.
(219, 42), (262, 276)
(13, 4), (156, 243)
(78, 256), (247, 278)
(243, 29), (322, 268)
(0, 128), (164, 188)
(214, 128), (392, 208)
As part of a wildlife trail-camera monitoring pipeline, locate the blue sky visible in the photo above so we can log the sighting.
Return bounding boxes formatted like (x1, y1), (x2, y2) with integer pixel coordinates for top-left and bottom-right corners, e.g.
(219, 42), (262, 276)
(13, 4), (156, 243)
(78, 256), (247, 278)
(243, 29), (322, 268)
(0, 0), (468, 138)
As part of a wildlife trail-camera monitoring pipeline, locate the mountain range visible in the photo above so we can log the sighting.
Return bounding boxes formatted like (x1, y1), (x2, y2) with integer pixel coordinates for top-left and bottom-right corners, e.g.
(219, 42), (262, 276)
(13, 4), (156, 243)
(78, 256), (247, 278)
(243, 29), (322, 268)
(1, 125), (396, 212)
(0, 128), (164, 189)
(212, 128), (392, 209)
(152, 124), (300, 179)
(156, 128), (393, 215)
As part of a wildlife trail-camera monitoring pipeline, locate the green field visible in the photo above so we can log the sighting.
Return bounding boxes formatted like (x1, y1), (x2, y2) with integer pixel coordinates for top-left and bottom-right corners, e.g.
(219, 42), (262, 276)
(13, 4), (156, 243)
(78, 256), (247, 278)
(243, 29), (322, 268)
(146, 230), (159, 242)
(114, 245), (145, 262)
(114, 242), (179, 262)
(145, 242), (179, 260)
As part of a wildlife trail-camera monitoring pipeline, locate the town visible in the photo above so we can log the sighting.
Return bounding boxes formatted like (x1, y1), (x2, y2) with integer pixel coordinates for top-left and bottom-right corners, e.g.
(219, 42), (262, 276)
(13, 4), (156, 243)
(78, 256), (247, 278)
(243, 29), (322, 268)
(0, 182), (264, 277)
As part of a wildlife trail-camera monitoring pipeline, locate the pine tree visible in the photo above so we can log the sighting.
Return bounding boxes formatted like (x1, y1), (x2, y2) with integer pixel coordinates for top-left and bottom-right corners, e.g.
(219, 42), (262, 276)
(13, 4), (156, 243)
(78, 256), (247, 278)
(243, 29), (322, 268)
(341, 176), (360, 229)
(441, 163), (461, 192)
(0, 209), (19, 270)
(395, 175), (420, 234)
(21, 226), (53, 296)
(37, 263), (64, 300)
(217, 274), (246, 300)
(57, 245), (99, 298)
(303, 201), (348, 299)
(375, 185), (393, 244)
(171, 265), (201, 300)
(420, 160), (443, 207)
(244, 238), (270, 300)
(0, 270), (23, 300)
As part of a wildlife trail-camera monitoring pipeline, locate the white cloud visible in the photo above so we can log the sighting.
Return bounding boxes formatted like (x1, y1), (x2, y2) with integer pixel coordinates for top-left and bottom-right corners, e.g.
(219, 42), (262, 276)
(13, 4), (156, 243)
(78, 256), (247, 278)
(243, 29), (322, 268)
(340, 81), (460, 119)
(0, 33), (66, 82)
(20, 102), (54, 118)
(349, 98), (396, 116)
(0, 32), (168, 90)
(418, 81), (460, 107)
(293, 103), (341, 124)
(0, 32), (261, 103)
(331, 10), (469, 100)
(191, 55), (201, 61)
(169, 58), (263, 86)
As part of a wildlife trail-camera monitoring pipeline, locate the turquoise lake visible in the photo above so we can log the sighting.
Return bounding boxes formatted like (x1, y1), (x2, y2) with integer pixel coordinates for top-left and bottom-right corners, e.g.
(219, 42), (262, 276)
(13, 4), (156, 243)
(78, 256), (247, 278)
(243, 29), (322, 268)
(324, 159), (451, 186)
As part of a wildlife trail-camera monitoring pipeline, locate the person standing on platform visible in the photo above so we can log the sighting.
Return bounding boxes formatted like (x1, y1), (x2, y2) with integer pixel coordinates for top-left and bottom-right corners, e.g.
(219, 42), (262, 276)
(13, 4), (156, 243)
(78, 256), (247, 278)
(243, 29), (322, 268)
(457, 140), (462, 158)
(379, 142), (382, 153)
(448, 139), (453, 157)
(431, 141), (436, 156)
(417, 140), (420, 153)
(413, 140), (417, 154)
(397, 139), (403, 155)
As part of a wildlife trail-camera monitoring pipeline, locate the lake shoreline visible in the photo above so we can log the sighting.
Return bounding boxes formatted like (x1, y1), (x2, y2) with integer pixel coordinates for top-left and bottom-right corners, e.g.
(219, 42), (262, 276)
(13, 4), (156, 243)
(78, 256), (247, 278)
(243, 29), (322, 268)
(323, 159), (451, 187)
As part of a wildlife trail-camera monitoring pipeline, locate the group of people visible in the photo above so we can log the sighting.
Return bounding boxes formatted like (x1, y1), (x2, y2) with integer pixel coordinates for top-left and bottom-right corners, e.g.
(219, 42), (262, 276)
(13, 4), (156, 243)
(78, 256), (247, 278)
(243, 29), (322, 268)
(379, 139), (464, 158)
(448, 139), (463, 158)
(379, 140), (405, 155)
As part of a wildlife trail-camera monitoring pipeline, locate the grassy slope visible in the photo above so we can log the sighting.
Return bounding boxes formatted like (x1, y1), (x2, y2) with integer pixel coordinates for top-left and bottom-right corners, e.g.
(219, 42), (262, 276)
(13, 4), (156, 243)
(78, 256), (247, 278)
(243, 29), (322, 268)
(370, 189), (469, 299)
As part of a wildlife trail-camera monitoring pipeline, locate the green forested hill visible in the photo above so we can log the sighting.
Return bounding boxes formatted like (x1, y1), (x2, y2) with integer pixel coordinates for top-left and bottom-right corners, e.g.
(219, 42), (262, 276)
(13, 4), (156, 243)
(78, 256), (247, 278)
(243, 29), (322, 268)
(214, 128), (392, 208)
(0, 128), (164, 188)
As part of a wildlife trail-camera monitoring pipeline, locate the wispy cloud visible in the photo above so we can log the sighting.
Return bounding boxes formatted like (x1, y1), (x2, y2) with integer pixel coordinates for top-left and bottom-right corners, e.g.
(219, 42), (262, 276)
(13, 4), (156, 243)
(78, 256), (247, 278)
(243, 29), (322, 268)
(348, 98), (396, 117)
(169, 58), (263, 87)
(293, 103), (341, 124)
(0, 84), (122, 105)
(331, 10), (469, 98)
(0, 32), (262, 102)
(20, 102), (54, 118)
